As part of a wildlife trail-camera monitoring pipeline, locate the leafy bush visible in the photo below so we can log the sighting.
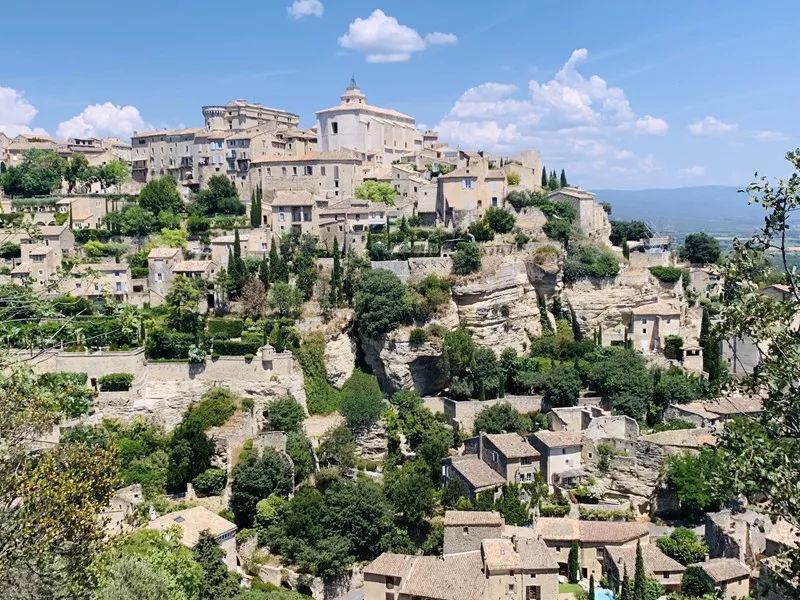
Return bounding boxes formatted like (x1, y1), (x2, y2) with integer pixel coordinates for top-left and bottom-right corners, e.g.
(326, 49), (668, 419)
(663, 335), (684, 360)
(339, 370), (384, 432)
(192, 467), (227, 496)
(409, 327), (428, 345)
(213, 339), (261, 356)
(185, 386), (238, 430)
(656, 527), (708, 565)
(468, 219), (494, 242)
(0, 242), (21, 259)
(578, 507), (633, 521)
(411, 274), (451, 321)
(679, 232), (721, 265)
(484, 207), (516, 233)
(295, 332), (341, 415)
(74, 228), (113, 244)
(40, 371), (94, 417)
(207, 318), (244, 339)
(563, 244), (620, 282)
(649, 266), (684, 283)
(473, 403), (531, 435)
(145, 328), (196, 360)
(98, 372), (134, 391)
(539, 503), (570, 517)
(230, 447), (294, 528)
(451, 241), (481, 275)
(609, 220), (652, 246)
(264, 395), (306, 433)
(506, 171), (520, 186)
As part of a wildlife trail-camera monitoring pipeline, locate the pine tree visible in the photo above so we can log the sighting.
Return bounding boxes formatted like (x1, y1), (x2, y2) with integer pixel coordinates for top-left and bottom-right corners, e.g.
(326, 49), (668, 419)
(193, 530), (237, 600)
(633, 539), (646, 600)
(589, 574), (596, 600)
(560, 169), (568, 188)
(268, 239), (280, 283)
(329, 237), (342, 306)
(258, 255), (270, 290)
(568, 540), (580, 583)
(541, 164), (548, 188)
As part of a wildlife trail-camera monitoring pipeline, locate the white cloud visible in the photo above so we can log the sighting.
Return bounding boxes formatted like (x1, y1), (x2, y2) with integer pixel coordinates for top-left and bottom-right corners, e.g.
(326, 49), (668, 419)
(434, 48), (669, 185)
(688, 116), (738, 136)
(57, 102), (147, 140)
(425, 32), (458, 46)
(679, 165), (705, 176)
(338, 10), (456, 63)
(751, 129), (787, 142)
(0, 87), (49, 137)
(287, 0), (323, 19)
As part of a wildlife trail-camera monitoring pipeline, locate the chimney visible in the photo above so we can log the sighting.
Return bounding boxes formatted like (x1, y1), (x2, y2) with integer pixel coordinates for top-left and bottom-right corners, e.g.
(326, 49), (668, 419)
(479, 432), (485, 459)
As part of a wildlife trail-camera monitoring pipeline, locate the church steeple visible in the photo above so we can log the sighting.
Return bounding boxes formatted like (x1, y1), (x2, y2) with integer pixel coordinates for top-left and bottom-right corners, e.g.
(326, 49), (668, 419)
(341, 76), (366, 105)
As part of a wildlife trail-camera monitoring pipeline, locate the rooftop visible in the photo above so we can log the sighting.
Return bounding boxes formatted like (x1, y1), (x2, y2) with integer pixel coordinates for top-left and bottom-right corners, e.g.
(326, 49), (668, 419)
(535, 517), (650, 544)
(399, 552), (486, 600)
(448, 456), (506, 490)
(484, 433), (540, 459)
(482, 538), (520, 570)
(532, 430), (584, 449)
(147, 246), (182, 259)
(607, 544), (685, 576)
(173, 260), (214, 273)
(443, 510), (503, 527)
(693, 558), (750, 583)
(147, 506), (236, 548)
(640, 428), (717, 448)
(363, 552), (416, 579)
(547, 186), (596, 200)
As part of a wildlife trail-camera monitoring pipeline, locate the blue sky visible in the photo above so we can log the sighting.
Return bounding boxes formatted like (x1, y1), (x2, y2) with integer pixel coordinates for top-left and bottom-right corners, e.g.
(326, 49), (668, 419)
(1, 0), (797, 189)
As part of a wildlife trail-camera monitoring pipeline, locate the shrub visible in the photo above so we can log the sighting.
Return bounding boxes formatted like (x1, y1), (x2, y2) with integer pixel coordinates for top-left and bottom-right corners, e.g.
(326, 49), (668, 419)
(186, 386), (238, 430)
(649, 266), (684, 283)
(264, 395), (306, 433)
(468, 219), (494, 242)
(97, 372), (134, 392)
(409, 327), (428, 345)
(295, 332), (341, 415)
(412, 275), (451, 321)
(451, 241), (481, 275)
(192, 467), (227, 496)
(145, 328), (196, 360)
(484, 207), (516, 233)
(207, 318), (244, 339)
(212, 339), (261, 356)
(354, 269), (413, 337)
(506, 171), (520, 186)
(578, 507), (633, 521)
(663, 335), (684, 360)
(243, 353), (254, 361)
(656, 527), (708, 565)
(539, 503), (570, 517)
(563, 244), (620, 282)
(679, 232), (721, 265)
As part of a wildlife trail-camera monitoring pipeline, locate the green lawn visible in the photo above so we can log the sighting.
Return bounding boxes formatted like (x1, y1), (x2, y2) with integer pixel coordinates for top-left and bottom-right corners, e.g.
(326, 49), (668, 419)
(559, 583), (583, 594)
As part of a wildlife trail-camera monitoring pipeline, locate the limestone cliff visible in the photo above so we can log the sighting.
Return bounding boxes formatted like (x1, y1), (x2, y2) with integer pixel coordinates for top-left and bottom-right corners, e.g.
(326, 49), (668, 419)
(361, 329), (449, 396)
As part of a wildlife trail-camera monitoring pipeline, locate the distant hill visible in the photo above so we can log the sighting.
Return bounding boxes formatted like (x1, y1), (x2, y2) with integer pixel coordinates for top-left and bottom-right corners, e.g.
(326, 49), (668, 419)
(594, 186), (764, 240)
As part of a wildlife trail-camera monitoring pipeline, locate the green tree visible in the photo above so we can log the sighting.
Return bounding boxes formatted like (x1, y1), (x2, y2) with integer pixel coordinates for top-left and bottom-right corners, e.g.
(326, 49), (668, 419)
(541, 164), (548, 188)
(680, 232), (721, 265)
(97, 554), (171, 600)
(541, 363), (581, 408)
(195, 175), (244, 215)
(588, 573), (595, 600)
(385, 460), (435, 529)
(339, 370), (384, 432)
(250, 188), (262, 228)
(568, 541), (580, 583)
(560, 169), (568, 188)
(610, 221), (653, 246)
(194, 529), (238, 600)
(268, 282), (303, 318)
(681, 565), (714, 597)
(353, 268), (413, 337)
(138, 175), (183, 215)
(98, 160), (130, 192)
(451, 241), (481, 274)
(264, 395), (306, 432)
(318, 425), (357, 471)
(496, 484), (529, 525)
(164, 275), (201, 334)
(167, 418), (214, 492)
(286, 431), (313, 484)
(229, 447), (294, 527)
(443, 327), (476, 382)
(473, 403), (530, 435)
(655, 527), (708, 565)
(633, 539), (646, 600)
(665, 449), (724, 515)
(484, 206), (516, 233)
(269, 239), (286, 283)
(65, 153), (90, 193)
(620, 565), (632, 600)
(0, 149), (65, 196)
(329, 237), (342, 306)
(258, 255), (270, 290)
(586, 348), (653, 421)
(699, 309), (724, 383)
(548, 169), (559, 190)
(473, 347), (503, 400)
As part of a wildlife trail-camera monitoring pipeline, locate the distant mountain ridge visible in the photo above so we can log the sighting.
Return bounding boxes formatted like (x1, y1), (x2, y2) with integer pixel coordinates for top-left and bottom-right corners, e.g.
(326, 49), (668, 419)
(593, 185), (764, 239)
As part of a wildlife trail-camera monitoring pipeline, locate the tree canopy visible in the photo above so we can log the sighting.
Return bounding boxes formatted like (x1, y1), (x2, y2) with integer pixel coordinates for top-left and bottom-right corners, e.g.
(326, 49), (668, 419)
(354, 268), (412, 337)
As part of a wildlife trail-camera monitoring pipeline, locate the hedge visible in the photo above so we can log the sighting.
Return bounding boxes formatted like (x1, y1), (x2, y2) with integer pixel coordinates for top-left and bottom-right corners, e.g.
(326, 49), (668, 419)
(98, 372), (134, 391)
(74, 228), (113, 244)
(207, 318), (244, 339)
(649, 266), (684, 283)
(539, 503), (570, 517)
(213, 339), (261, 356)
(241, 331), (265, 346)
(145, 329), (197, 360)
(578, 506), (633, 521)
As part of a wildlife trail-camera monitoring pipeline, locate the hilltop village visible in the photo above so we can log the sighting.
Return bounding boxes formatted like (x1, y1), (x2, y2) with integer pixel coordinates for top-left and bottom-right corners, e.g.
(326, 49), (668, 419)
(0, 81), (797, 600)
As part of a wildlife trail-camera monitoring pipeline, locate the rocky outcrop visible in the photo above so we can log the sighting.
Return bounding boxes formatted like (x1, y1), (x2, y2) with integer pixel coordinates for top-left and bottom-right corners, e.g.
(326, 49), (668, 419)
(361, 331), (448, 396)
(324, 327), (356, 388)
(356, 421), (388, 461)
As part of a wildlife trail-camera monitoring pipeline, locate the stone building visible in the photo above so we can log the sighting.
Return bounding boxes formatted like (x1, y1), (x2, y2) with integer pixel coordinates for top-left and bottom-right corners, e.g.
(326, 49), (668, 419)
(249, 150), (363, 200)
(528, 430), (584, 487)
(605, 543), (685, 593)
(147, 246), (183, 306)
(442, 455), (506, 500)
(690, 558), (751, 600)
(148, 506), (237, 569)
(442, 511), (504, 554)
(626, 300), (681, 354)
(465, 432), (541, 485)
(546, 187), (611, 244)
(436, 158), (507, 228)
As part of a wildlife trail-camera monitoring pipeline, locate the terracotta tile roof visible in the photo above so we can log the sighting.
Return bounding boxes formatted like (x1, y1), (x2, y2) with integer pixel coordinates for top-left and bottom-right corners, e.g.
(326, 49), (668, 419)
(363, 552), (416, 578)
(532, 430), (584, 449)
(607, 544), (685, 576)
(266, 190), (317, 206)
(147, 506), (235, 548)
(514, 535), (560, 571)
(482, 538), (520, 570)
(535, 517), (649, 544)
(443, 510), (502, 527)
(173, 260), (214, 273)
(11, 263), (32, 274)
(39, 225), (69, 236)
(693, 558), (750, 583)
(448, 456), (505, 490)
(400, 552), (486, 600)
(147, 247), (182, 259)
(703, 395), (763, 415)
(485, 433), (539, 459)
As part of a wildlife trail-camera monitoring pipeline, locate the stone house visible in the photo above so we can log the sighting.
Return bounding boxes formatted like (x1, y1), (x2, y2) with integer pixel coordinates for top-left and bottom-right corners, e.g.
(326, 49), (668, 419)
(436, 159), (507, 228)
(546, 187), (611, 244)
(210, 229), (270, 268)
(605, 543), (685, 593)
(442, 455), (506, 500)
(264, 189), (321, 237)
(13, 244), (59, 290)
(663, 396), (763, 430)
(172, 260), (217, 281)
(65, 262), (132, 302)
(627, 301), (681, 354)
(147, 246), (183, 306)
(101, 484), (143, 537)
(147, 506), (237, 569)
(691, 558), (750, 600)
(534, 517), (650, 581)
(467, 432), (541, 485)
(528, 430), (584, 486)
(317, 197), (397, 254)
(443, 510), (504, 554)
(250, 150), (363, 200)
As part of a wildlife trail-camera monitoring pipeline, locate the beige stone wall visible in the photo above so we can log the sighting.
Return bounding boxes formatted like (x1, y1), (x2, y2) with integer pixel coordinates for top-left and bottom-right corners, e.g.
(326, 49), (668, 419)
(444, 395), (543, 433)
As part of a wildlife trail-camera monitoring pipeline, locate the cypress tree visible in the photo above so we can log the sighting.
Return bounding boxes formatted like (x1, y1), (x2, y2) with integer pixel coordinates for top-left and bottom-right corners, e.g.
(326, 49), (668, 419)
(258, 255), (270, 290)
(588, 574), (596, 600)
(568, 540), (580, 583)
(329, 237), (342, 306)
(268, 239), (280, 283)
(228, 228), (246, 296)
(560, 169), (568, 188)
(250, 190), (262, 228)
(541, 164), (548, 188)
(548, 170), (559, 191)
(620, 565), (631, 600)
(193, 530), (237, 600)
(700, 309), (723, 382)
(233, 228), (242, 261)
(633, 539), (646, 600)
(622, 238), (630, 259)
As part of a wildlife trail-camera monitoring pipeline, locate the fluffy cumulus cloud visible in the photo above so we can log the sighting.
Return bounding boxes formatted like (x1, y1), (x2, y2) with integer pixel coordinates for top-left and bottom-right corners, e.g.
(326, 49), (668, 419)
(287, 0), (323, 19)
(435, 48), (669, 183)
(338, 10), (457, 63)
(688, 115), (738, 136)
(0, 87), (49, 137)
(56, 102), (147, 140)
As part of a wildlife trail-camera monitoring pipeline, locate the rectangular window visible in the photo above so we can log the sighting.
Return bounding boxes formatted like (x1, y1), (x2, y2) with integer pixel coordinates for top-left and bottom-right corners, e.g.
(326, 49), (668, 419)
(156, 273), (163, 282)
(292, 166), (298, 176)
(331, 122), (338, 134)
(282, 167), (287, 176)
(321, 166), (326, 176)
(463, 178), (473, 189)
(305, 166), (313, 176)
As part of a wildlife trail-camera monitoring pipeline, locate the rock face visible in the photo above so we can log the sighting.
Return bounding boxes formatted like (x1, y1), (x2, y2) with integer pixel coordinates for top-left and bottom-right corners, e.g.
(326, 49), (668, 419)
(355, 421), (388, 461)
(324, 326), (356, 388)
(563, 270), (682, 342)
(361, 331), (448, 396)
